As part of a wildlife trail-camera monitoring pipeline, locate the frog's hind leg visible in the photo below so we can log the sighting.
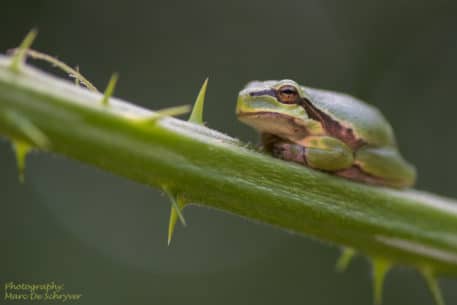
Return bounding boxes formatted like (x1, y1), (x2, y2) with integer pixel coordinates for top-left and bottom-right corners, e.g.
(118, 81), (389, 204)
(269, 136), (354, 171)
(337, 146), (416, 188)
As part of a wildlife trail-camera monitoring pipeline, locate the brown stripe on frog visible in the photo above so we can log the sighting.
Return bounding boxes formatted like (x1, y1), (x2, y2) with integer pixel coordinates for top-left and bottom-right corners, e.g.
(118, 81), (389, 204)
(249, 89), (276, 97)
(298, 98), (365, 150)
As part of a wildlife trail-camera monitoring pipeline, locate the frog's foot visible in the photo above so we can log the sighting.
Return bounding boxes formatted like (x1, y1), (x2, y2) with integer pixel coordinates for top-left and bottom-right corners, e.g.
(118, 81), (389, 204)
(271, 142), (307, 165)
(335, 166), (388, 187)
(269, 136), (354, 171)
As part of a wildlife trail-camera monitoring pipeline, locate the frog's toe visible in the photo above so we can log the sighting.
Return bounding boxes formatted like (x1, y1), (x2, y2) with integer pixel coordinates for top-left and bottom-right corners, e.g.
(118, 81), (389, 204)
(271, 142), (307, 165)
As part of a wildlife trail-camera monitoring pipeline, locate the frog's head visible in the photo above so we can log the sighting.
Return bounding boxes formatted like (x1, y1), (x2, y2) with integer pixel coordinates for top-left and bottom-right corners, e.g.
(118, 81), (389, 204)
(236, 79), (312, 136)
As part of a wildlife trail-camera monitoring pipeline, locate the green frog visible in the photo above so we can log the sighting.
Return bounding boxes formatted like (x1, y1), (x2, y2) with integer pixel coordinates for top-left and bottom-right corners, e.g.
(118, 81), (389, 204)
(236, 79), (416, 188)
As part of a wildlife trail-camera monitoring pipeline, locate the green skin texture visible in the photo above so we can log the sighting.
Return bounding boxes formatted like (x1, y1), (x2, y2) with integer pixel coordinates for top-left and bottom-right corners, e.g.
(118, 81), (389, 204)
(236, 79), (416, 188)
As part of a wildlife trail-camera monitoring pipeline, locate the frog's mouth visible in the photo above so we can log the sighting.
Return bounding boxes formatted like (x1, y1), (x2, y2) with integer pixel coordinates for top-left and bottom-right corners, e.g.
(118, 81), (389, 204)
(237, 111), (310, 139)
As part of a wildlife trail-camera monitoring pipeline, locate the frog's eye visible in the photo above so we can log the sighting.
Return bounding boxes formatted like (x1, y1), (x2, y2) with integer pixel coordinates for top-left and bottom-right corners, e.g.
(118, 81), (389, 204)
(277, 85), (299, 104)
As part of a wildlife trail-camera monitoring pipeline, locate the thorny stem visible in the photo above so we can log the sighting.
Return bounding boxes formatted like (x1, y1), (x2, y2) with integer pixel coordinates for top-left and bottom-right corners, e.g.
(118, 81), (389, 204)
(0, 55), (457, 283)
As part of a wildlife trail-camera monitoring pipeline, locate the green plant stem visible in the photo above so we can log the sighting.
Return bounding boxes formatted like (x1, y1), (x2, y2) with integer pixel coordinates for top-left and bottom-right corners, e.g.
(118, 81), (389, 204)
(1, 55), (457, 276)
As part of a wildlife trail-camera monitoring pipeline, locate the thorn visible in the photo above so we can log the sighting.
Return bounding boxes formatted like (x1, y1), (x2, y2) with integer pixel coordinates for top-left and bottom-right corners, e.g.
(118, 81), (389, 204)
(12, 140), (32, 183)
(421, 267), (446, 305)
(10, 29), (38, 73)
(157, 105), (191, 118)
(4, 110), (50, 149)
(163, 187), (186, 246)
(165, 189), (186, 226)
(135, 105), (191, 124)
(188, 78), (208, 125)
(101, 73), (119, 106)
(74, 66), (80, 87)
(167, 204), (178, 246)
(371, 257), (392, 305)
(336, 247), (356, 272)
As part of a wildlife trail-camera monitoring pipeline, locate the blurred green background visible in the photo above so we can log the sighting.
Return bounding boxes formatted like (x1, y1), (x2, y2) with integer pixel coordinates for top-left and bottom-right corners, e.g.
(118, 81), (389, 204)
(1, 1), (457, 304)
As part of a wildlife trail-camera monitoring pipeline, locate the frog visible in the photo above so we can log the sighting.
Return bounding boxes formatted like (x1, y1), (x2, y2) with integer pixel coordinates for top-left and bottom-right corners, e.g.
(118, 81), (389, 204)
(236, 79), (416, 188)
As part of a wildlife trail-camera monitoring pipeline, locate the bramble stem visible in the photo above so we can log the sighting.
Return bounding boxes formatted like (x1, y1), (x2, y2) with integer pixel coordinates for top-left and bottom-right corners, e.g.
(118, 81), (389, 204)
(1, 55), (457, 278)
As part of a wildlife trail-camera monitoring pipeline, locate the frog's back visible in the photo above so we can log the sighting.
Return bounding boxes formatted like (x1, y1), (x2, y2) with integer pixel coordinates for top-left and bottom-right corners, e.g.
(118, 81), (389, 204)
(302, 86), (396, 147)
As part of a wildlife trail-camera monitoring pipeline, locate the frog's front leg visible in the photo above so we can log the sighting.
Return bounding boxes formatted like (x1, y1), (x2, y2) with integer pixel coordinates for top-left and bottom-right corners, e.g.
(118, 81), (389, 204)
(268, 136), (354, 171)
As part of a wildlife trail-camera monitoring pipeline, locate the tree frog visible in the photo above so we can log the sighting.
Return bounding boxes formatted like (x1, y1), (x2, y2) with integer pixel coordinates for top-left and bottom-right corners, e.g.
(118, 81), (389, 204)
(236, 79), (416, 188)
